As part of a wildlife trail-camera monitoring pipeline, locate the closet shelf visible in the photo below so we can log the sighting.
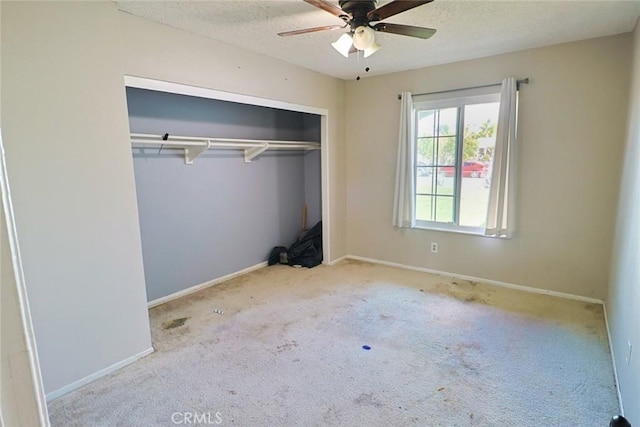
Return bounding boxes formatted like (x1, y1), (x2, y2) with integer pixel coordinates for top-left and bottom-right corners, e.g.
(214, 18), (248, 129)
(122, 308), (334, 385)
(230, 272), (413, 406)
(130, 133), (321, 164)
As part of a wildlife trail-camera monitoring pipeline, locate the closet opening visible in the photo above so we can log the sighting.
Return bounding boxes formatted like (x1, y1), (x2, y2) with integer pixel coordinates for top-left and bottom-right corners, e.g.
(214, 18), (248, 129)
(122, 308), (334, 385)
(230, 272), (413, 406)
(123, 76), (329, 310)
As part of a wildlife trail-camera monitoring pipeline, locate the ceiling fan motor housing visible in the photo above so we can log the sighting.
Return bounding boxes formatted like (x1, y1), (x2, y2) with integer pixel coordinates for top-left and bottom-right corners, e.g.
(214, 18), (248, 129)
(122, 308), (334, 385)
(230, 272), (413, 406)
(339, 0), (378, 29)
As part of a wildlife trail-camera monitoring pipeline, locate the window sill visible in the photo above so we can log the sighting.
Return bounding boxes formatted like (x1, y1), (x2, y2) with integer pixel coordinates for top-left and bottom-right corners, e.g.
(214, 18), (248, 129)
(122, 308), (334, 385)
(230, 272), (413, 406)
(412, 223), (511, 239)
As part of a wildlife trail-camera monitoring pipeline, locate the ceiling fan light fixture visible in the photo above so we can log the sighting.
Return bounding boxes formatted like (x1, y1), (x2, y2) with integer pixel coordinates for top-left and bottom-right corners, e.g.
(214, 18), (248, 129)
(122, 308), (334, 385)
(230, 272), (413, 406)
(332, 33), (353, 58)
(363, 42), (380, 58)
(352, 25), (375, 50)
(281, 0), (437, 62)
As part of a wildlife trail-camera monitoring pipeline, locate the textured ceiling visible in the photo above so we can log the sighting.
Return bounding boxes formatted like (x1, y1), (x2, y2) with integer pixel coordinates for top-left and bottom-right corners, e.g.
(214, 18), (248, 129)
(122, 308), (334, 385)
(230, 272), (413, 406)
(116, 0), (640, 80)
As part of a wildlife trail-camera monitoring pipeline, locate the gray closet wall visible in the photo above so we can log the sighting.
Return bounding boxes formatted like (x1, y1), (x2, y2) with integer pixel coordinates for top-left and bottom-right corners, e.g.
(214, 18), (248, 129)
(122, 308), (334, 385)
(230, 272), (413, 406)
(126, 88), (321, 301)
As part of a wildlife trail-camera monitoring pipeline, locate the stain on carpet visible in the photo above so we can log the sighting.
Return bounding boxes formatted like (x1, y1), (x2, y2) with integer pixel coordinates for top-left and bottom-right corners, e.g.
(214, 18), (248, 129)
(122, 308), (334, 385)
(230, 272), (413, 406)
(162, 317), (189, 329)
(274, 340), (299, 354)
(354, 392), (383, 408)
(583, 303), (602, 313)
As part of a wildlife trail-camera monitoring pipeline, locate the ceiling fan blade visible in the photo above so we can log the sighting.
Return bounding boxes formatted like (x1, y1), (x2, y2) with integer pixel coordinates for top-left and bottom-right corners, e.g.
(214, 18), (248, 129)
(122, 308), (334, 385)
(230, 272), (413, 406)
(367, 0), (434, 22)
(372, 23), (436, 39)
(278, 24), (345, 37)
(304, 0), (350, 20)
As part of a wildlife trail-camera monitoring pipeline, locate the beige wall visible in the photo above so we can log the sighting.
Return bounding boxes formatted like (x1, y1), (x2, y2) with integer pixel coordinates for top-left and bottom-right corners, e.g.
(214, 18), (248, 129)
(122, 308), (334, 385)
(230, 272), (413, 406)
(345, 34), (631, 300)
(607, 20), (640, 424)
(0, 182), (48, 426)
(1, 1), (154, 394)
(117, 12), (347, 262)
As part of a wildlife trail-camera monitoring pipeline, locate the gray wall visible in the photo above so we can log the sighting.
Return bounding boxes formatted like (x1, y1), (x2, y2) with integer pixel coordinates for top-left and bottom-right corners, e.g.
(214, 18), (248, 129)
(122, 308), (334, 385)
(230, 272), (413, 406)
(126, 88), (322, 301)
(304, 150), (322, 227)
(303, 114), (322, 227)
(126, 88), (320, 141)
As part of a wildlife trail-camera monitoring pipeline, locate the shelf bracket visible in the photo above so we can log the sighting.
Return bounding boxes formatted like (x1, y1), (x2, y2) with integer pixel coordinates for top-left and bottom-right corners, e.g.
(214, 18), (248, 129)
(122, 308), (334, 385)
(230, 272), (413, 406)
(244, 143), (269, 163)
(184, 140), (211, 165)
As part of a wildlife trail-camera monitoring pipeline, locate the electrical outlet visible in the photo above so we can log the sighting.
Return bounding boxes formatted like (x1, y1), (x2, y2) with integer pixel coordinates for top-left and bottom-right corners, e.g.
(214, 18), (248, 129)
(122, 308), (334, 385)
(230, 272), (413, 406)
(431, 242), (438, 253)
(626, 340), (633, 365)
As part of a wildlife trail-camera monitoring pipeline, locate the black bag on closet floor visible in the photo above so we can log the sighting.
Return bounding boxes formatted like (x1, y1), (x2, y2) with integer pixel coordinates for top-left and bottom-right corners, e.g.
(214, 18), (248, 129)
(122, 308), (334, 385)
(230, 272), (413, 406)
(287, 220), (323, 268)
(268, 246), (289, 266)
(268, 221), (323, 268)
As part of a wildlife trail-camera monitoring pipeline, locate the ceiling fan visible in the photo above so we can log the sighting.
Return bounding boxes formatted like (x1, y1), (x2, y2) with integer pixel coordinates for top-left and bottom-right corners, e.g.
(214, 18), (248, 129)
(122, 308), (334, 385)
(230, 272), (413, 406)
(278, 0), (436, 58)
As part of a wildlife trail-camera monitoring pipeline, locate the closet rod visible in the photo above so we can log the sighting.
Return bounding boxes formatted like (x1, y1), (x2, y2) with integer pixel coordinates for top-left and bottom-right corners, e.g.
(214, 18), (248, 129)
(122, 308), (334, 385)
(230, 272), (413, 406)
(130, 133), (320, 148)
(131, 139), (321, 150)
(131, 139), (265, 149)
(130, 133), (320, 164)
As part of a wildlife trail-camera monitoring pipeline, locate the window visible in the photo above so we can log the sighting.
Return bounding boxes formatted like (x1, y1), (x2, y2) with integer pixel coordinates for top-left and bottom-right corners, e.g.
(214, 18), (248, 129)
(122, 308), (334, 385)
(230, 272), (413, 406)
(414, 92), (501, 234)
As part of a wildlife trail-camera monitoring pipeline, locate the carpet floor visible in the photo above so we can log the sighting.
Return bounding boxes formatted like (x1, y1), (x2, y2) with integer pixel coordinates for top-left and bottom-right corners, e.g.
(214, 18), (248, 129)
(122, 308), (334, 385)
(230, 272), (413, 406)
(48, 260), (619, 426)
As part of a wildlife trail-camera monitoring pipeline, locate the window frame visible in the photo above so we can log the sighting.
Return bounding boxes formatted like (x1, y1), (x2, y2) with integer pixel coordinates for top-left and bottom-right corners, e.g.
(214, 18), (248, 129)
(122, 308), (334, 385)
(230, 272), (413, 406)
(413, 91), (501, 235)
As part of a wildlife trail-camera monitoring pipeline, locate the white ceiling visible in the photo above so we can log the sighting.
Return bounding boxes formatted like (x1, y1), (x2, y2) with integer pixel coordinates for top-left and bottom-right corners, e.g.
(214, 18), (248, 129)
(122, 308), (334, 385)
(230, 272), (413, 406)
(116, 0), (640, 80)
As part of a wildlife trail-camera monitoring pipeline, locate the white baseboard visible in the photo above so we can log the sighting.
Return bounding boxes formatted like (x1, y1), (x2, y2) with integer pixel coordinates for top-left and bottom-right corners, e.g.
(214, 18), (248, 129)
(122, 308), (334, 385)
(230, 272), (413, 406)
(148, 262), (268, 309)
(344, 255), (604, 305)
(603, 303), (624, 415)
(328, 255), (348, 265)
(46, 347), (154, 401)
